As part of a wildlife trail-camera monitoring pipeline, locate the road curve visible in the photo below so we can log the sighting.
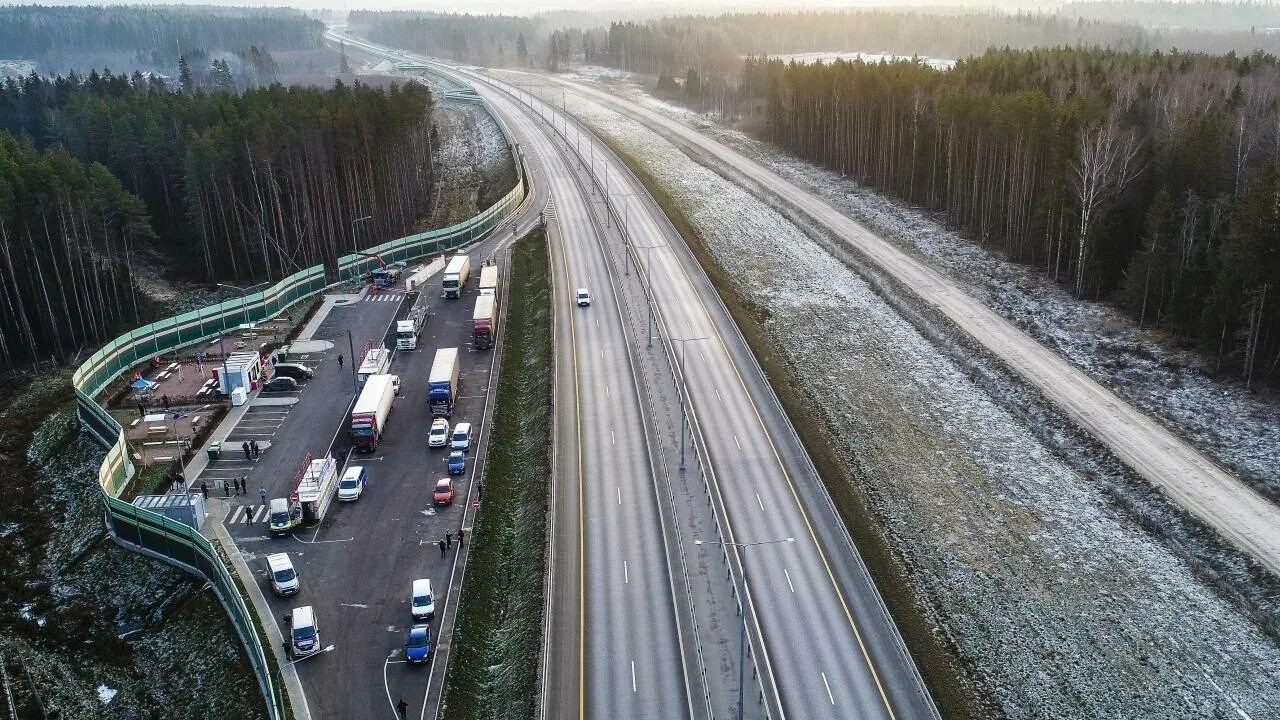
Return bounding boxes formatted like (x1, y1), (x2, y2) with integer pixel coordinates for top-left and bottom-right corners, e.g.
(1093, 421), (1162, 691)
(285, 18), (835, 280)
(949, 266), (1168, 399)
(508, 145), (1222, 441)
(551, 77), (1280, 579)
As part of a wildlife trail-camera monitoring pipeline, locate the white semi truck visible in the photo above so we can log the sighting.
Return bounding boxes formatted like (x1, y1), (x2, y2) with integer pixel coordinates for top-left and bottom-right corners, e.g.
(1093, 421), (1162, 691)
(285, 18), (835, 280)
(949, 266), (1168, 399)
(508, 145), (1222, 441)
(350, 373), (397, 451)
(478, 265), (499, 297)
(396, 307), (428, 350)
(442, 255), (470, 299)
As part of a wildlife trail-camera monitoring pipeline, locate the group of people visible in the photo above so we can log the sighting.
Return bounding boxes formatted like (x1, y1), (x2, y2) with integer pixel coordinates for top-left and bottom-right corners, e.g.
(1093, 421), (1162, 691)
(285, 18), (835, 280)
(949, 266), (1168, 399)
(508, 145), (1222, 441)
(222, 475), (251, 497)
(241, 439), (262, 460)
(436, 528), (465, 557)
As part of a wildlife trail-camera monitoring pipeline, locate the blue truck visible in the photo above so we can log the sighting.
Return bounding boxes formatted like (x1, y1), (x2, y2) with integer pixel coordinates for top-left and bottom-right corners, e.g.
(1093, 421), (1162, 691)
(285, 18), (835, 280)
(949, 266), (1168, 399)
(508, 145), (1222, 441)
(428, 347), (460, 418)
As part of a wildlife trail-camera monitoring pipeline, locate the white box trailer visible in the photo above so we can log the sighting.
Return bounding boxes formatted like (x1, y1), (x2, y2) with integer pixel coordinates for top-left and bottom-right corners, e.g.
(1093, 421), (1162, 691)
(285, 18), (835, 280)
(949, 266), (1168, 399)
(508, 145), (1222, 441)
(356, 347), (391, 387)
(472, 295), (496, 350)
(428, 347), (460, 417)
(442, 255), (470, 298)
(351, 373), (397, 451)
(478, 265), (499, 297)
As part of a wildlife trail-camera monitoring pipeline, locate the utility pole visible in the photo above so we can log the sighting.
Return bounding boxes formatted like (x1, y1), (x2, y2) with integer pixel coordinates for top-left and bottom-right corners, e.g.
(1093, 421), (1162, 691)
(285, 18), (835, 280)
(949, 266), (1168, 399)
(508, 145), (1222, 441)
(669, 336), (709, 469)
(346, 330), (358, 395)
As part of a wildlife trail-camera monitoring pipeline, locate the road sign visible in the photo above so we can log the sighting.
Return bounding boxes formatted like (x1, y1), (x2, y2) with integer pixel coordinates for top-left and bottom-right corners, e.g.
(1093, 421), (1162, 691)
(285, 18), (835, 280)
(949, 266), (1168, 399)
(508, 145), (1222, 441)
(472, 499), (480, 510)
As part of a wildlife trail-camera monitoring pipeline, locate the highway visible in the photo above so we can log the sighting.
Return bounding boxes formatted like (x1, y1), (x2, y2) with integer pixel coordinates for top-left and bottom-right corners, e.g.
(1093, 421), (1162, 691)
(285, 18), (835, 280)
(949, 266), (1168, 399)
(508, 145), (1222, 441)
(540, 78), (1280, 580)
(332, 30), (695, 718)
(333, 32), (937, 720)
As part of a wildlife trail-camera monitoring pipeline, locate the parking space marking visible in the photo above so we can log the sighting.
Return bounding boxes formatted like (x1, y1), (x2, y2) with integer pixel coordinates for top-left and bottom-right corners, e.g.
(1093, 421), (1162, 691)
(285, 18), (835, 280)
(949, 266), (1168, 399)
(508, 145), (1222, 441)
(783, 568), (795, 593)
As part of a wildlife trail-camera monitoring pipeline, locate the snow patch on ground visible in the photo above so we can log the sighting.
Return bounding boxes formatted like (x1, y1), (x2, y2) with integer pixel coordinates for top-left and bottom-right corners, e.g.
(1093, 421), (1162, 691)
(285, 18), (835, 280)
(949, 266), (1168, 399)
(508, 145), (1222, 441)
(96, 685), (117, 704)
(544, 79), (1280, 718)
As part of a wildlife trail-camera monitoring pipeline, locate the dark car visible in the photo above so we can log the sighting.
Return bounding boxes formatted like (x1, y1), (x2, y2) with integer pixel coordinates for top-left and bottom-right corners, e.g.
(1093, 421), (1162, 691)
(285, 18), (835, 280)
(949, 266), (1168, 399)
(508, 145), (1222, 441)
(405, 624), (432, 664)
(262, 376), (299, 392)
(272, 362), (314, 381)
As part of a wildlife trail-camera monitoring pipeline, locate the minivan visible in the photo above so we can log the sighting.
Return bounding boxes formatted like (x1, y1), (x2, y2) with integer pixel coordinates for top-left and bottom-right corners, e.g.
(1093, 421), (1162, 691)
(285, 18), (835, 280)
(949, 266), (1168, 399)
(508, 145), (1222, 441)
(450, 422), (472, 450)
(265, 553), (299, 596)
(411, 579), (435, 621)
(289, 605), (320, 657)
(337, 465), (367, 502)
(272, 362), (314, 381)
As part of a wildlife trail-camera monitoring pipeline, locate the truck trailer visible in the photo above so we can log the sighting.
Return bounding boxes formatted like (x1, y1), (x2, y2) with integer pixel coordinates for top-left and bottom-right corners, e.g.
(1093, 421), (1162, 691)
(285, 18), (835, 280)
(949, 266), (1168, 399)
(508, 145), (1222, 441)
(472, 295), (496, 350)
(478, 265), (499, 297)
(428, 347), (460, 418)
(350, 374), (397, 451)
(396, 307), (428, 350)
(356, 346), (391, 387)
(442, 255), (470, 299)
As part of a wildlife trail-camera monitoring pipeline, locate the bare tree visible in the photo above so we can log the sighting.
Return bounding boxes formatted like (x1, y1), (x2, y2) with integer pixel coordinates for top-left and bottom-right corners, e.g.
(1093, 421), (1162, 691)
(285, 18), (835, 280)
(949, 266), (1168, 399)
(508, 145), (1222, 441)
(1072, 116), (1144, 296)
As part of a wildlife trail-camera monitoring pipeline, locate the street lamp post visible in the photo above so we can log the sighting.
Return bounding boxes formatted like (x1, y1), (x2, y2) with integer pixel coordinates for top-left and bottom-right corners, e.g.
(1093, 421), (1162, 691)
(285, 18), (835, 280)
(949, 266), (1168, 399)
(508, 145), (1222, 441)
(669, 336), (709, 469)
(694, 537), (796, 720)
(634, 241), (666, 347)
(351, 215), (372, 252)
(346, 329), (358, 395)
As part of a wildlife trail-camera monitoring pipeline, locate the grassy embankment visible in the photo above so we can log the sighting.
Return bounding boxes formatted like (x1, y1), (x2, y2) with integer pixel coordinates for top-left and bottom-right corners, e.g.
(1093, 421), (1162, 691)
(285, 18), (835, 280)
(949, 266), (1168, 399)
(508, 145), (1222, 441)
(440, 228), (551, 719)
(600, 138), (990, 719)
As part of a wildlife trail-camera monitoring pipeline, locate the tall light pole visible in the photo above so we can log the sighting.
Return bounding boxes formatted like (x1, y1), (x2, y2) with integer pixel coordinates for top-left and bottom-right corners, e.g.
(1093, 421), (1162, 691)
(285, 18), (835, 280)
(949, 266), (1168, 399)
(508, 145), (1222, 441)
(351, 215), (372, 251)
(694, 537), (796, 720)
(669, 336), (709, 469)
(634, 241), (666, 346)
(609, 192), (636, 275)
(346, 329), (358, 395)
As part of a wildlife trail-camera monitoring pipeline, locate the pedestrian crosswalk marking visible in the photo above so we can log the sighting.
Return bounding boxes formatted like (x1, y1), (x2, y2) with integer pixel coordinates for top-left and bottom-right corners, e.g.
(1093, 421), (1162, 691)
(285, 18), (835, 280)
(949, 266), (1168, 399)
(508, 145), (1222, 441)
(365, 293), (404, 303)
(228, 505), (270, 524)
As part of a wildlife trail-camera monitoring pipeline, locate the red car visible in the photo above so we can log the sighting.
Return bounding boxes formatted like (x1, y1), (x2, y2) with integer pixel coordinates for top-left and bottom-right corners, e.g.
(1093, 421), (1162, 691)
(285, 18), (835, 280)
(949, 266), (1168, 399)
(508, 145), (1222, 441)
(433, 477), (454, 505)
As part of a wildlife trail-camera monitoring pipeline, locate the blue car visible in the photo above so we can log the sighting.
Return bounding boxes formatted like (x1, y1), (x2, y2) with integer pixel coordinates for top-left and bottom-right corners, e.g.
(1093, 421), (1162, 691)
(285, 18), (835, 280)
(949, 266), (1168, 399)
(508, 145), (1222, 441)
(447, 450), (466, 475)
(405, 624), (432, 664)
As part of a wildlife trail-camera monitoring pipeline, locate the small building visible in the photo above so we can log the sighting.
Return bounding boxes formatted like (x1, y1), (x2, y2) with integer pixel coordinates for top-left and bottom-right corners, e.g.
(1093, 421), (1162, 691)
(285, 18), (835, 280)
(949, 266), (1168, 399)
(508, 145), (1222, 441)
(216, 350), (262, 396)
(132, 492), (206, 532)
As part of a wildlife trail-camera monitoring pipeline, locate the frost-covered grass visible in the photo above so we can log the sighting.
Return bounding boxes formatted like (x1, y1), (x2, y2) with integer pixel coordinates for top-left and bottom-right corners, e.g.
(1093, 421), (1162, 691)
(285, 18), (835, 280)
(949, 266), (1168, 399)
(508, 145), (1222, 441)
(428, 98), (518, 228)
(591, 77), (1280, 505)
(441, 229), (551, 720)
(539, 79), (1280, 719)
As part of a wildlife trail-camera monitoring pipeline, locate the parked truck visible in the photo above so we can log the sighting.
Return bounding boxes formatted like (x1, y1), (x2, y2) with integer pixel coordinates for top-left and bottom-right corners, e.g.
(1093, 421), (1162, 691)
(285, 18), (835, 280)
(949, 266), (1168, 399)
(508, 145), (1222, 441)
(442, 255), (470, 299)
(351, 374), (397, 451)
(428, 347), (460, 417)
(472, 295), (496, 350)
(356, 346), (391, 387)
(396, 307), (428, 350)
(478, 265), (499, 297)
(296, 453), (339, 525)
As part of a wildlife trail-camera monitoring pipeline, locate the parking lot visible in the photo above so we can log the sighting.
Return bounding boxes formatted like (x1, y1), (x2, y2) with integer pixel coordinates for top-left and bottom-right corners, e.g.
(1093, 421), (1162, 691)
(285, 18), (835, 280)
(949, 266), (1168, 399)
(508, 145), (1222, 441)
(193, 260), (504, 719)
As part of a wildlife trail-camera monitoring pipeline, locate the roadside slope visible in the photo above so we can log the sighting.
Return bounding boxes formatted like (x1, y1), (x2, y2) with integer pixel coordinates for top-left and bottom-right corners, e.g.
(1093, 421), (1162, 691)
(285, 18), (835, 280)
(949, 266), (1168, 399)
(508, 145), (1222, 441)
(548, 77), (1280, 579)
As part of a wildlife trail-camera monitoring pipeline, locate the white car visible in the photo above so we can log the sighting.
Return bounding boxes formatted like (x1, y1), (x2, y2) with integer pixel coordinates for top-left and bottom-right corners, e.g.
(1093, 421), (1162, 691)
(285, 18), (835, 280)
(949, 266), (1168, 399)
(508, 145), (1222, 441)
(428, 418), (450, 448)
(337, 465), (366, 502)
(575, 288), (591, 306)
(411, 578), (435, 621)
(265, 553), (299, 596)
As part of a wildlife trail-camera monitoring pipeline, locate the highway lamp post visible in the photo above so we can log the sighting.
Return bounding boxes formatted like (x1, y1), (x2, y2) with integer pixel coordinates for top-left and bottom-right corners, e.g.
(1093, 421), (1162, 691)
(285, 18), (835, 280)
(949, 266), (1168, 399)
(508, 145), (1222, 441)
(670, 336), (709, 470)
(346, 329), (358, 395)
(285, 645), (335, 666)
(694, 537), (796, 720)
(351, 214), (372, 251)
(635, 242), (666, 347)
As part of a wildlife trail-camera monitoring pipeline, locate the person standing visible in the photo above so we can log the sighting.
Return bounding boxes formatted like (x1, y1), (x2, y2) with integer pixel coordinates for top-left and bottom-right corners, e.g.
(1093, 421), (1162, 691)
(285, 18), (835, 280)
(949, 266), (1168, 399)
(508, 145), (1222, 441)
(251, 439), (260, 459)
(458, 527), (465, 547)
(223, 479), (230, 497)
(438, 539), (446, 558)
(396, 699), (408, 719)
(240, 476), (248, 495)
(445, 532), (452, 550)
(337, 354), (344, 368)
(161, 394), (170, 410)
(242, 441), (252, 461)
(259, 486), (268, 509)
(200, 481), (209, 500)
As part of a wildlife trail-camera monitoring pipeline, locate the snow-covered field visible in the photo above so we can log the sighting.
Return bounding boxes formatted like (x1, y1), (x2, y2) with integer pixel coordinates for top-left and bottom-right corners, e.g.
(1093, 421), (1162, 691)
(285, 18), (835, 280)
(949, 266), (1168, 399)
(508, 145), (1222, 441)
(567, 69), (1280, 509)
(525, 71), (1280, 718)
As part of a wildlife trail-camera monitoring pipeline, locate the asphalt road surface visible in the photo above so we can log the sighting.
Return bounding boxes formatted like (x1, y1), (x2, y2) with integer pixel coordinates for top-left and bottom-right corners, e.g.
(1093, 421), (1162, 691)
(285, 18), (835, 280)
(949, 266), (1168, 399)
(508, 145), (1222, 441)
(548, 77), (1280, 580)
(473, 74), (940, 718)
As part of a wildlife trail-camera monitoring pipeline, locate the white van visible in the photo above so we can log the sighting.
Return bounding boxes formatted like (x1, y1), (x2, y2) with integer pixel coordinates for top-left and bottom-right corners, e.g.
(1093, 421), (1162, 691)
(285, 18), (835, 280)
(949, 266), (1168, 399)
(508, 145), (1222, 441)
(289, 605), (320, 657)
(265, 553), (298, 596)
(411, 578), (435, 621)
(337, 465), (367, 502)
(450, 422), (472, 451)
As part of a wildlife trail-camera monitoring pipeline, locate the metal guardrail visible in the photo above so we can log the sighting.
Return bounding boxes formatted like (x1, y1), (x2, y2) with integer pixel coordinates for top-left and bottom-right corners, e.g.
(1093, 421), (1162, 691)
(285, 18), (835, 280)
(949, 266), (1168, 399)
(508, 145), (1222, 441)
(73, 85), (528, 718)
